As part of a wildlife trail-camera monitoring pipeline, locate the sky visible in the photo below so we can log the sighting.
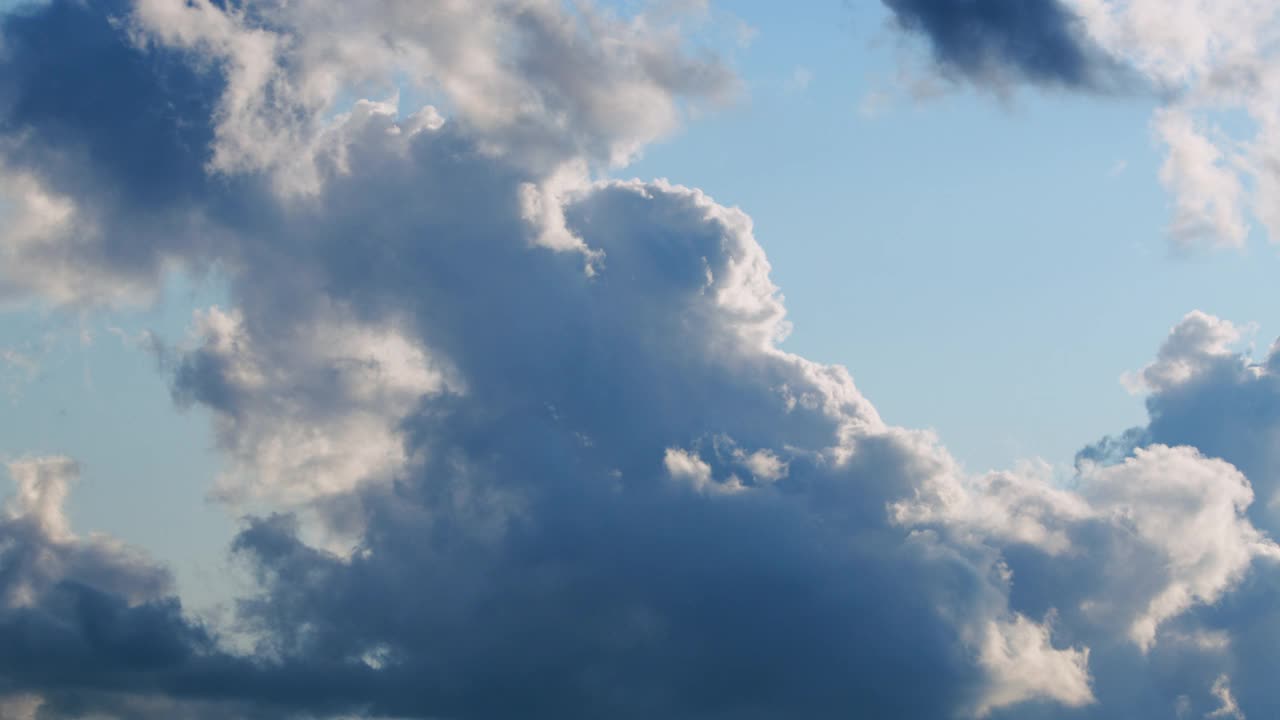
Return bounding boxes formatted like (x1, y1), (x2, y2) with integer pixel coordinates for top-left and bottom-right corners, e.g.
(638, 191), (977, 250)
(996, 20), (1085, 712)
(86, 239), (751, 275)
(2, 1), (1280, 719)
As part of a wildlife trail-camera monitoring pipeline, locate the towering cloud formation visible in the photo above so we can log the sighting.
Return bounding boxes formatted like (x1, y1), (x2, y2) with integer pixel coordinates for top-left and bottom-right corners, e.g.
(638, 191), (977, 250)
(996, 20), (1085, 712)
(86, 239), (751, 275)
(1087, 312), (1280, 537)
(1, 1), (1279, 719)
(882, 0), (1280, 250)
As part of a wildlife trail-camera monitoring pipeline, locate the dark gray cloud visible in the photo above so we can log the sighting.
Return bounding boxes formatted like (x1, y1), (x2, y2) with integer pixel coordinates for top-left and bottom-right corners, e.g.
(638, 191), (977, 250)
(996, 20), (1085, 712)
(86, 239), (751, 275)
(880, 0), (1124, 89)
(0, 0), (268, 304)
(175, 111), (1004, 718)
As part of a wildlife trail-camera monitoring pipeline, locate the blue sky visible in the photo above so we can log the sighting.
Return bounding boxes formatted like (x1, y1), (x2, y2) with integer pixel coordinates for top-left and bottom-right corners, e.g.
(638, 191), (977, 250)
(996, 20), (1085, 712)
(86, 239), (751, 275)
(4, 1), (1280, 718)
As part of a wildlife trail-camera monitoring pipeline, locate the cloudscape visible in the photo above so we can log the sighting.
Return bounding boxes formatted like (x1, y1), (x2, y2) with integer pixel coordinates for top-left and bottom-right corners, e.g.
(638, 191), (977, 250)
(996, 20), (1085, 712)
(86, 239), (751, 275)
(2, 1), (1280, 718)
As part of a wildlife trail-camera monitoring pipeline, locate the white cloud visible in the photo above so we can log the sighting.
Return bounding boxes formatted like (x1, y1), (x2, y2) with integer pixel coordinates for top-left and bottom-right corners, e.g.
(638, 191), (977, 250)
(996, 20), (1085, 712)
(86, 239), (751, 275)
(664, 447), (721, 494)
(1072, 0), (1280, 249)
(1081, 445), (1280, 650)
(1154, 109), (1249, 249)
(891, 0), (1280, 250)
(976, 614), (1094, 717)
(896, 440), (1280, 654)
(174, 305), (453, 512)
(130, 0), (736, 192)
(4, 455), (79, 543)
(0, 166), (150, 307)
(1123, 310), (1247, 393)
(1207, 674), (1245, 719)
(892, 458), (1093, 555)
(739, 448), (788, 483)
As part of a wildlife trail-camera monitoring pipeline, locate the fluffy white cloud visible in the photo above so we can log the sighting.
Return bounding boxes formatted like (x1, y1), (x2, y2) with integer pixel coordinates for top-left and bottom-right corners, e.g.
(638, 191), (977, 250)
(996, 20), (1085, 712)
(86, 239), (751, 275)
(898, 441), (1280, 654)
(1092, 311), (1280, 530)
(1072, 0), (1280, 248)
(171, 305), (452, 511)
(1153, 109), (1249, 249)
(892, 458), (1092, 555)
(130, 0), (736, 192)
(976, 614), (1093, 717)
(0, 167), (148, 307)
(1081, 445), (1280, 650)
(1124, 310), (1247, 393)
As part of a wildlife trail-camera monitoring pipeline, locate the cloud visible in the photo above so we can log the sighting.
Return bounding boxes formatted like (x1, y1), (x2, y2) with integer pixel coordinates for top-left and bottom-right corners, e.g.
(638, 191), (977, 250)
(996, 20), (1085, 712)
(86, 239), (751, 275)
(2, 2), (1280, 719)
(1072, 311), (1280, 716)
(1089, 311), (1280, 532)
(0, 457), (223, 716)
(893, 311), (1280, 716)
(1208, 674), (1245, 719)
(199, 140), (1027, 716)
(0, 0), (263, 307)
(880, 0), (1121, 89)
(1154, 109), (1249, 249)
(975, 614), (1093, 717)
(897, 443), (1280, 653)
(1122, 310), (1249, 393)
(129, 0), (737, 191)
(171, 306), (453, 509)
(1081, 446), (1280, 651)
(0, 4), (1066, 713)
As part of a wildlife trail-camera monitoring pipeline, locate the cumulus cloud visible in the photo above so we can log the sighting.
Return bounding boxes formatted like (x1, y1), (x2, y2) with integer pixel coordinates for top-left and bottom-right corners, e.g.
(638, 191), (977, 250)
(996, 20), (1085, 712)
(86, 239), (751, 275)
(0, 3), (1066, 714)
(897, 443), (1280, 654)
(1072, 311), (1280, 716)
(892, 311), (1280, 716)
(129, 0), (737, 191)
(1081, 446), (1280, 650)
(1122, 310), (1248, 393)
(171, 306), (452, 505)
(1089, 311), (1280, 530)
(3, 1), (1280, 719)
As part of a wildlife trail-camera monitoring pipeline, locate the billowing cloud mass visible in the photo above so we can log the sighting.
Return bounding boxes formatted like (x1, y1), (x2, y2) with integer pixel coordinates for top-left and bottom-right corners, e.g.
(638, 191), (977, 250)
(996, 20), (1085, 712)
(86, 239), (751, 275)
(882, 0), (1280, 250)
(2, 1), (1280, 719)
(1088, 311), (1280, 537)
